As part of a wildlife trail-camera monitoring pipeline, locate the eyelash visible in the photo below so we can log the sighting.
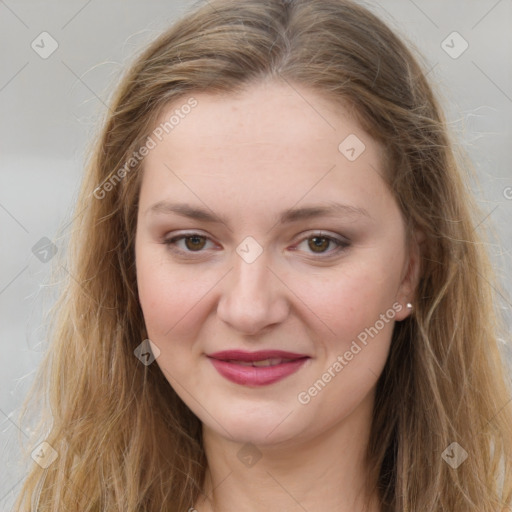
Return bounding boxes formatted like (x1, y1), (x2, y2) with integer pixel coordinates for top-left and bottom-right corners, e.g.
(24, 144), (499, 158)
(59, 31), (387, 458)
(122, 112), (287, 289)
(162, 231), (350, 258)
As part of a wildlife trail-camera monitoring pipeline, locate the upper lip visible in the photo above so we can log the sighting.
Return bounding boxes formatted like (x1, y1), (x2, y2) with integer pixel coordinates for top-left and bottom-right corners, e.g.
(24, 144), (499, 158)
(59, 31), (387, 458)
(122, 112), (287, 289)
(207, 350), (309, 362)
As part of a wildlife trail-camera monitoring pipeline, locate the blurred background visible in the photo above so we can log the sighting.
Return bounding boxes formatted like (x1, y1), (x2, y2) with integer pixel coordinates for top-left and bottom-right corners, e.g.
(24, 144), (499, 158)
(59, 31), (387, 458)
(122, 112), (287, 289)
(1, 0), (511, 507)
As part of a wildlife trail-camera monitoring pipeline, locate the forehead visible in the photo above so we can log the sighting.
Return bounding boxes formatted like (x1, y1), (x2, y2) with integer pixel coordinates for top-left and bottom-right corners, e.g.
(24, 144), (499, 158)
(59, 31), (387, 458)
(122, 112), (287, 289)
(150, 80), (365, 158)
(140, 80), (390, 219)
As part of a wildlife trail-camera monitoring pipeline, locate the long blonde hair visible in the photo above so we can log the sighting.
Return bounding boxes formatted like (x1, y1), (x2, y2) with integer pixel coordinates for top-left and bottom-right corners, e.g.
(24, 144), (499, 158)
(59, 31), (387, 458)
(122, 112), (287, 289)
(13, 0), (512, 510)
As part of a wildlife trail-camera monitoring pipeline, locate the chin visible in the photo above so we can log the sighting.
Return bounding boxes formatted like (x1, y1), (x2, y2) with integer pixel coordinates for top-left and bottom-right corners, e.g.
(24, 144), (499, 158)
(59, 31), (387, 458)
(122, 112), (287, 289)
(201, 400), (308, 447)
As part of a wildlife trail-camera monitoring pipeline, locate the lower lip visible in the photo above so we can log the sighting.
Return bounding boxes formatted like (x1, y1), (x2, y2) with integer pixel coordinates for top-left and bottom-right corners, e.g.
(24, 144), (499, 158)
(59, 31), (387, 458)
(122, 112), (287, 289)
(208, 357), (309, 386)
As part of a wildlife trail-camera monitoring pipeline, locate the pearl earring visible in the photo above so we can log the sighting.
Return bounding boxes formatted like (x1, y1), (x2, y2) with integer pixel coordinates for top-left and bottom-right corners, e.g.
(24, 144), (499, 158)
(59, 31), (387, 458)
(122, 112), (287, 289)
(406, 302), (413, 310)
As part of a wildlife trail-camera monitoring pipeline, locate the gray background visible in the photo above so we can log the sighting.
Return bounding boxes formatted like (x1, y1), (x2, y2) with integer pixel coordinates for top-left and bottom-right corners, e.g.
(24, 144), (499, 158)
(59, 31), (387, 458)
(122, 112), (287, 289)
(1, 0), (511, 508)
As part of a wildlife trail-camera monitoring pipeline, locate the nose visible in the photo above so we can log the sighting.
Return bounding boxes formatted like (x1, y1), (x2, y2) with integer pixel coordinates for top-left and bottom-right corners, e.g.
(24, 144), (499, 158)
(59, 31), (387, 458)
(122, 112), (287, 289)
(216, 250), (289, 336)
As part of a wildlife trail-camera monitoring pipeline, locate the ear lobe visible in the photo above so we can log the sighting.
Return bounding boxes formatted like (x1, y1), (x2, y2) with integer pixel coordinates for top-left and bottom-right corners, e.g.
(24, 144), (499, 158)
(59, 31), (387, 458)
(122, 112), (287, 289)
(395, 228), (424, 321)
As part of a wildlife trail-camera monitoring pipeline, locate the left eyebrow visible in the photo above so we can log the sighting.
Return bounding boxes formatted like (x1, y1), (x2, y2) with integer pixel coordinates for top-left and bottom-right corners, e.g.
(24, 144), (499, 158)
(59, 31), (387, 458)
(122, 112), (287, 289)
(145, 200), (371, 228)
(279, 202), (371, 223)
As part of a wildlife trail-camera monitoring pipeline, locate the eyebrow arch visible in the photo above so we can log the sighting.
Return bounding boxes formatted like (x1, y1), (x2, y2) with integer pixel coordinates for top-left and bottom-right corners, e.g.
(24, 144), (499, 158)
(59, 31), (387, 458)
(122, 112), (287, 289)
(146, 200), (371, 227)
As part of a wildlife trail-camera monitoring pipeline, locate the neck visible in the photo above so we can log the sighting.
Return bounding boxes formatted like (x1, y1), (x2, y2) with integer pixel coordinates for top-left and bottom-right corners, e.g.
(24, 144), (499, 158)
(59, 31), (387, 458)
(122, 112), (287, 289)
(193, 390), (381, 512)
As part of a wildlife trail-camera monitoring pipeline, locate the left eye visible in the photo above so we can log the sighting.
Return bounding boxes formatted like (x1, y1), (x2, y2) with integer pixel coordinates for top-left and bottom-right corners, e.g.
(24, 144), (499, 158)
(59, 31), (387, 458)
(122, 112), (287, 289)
(294, 233), (349, 255)
(163, 232), (349, 257)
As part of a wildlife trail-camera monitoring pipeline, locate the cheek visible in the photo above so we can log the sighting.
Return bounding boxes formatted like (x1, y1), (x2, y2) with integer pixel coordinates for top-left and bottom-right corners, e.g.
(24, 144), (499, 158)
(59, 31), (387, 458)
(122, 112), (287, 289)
(292, 256), (402, 400)
(136, 248), (206, 340)
(136, 251), (210, 386)
(299, 258), (401, 340)
(292, 262), (399, 414)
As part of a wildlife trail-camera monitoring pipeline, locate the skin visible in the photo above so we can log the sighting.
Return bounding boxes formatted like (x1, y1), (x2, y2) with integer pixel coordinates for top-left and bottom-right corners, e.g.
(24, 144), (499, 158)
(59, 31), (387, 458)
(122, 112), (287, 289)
(135, 78), (422, 512)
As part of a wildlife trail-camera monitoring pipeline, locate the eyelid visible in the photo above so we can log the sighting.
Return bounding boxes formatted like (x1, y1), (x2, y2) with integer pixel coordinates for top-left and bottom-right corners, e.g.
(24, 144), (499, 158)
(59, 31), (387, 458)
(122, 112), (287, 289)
(293, 229), (350, 245)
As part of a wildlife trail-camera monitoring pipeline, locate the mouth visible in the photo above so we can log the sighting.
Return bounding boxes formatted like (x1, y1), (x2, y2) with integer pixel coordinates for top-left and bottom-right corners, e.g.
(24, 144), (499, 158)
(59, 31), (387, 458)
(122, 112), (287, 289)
(207, 350), (310, 386)
(222, 357), (302, 367)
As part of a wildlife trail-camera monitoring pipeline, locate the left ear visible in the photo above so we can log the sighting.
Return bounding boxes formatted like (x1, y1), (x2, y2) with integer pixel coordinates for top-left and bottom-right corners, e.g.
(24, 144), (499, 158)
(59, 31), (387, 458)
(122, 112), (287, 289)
(394, 227), (425, 321)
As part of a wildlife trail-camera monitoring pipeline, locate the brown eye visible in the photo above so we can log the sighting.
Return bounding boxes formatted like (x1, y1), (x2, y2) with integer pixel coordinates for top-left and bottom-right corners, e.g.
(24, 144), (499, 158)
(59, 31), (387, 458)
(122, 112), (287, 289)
(163, 233), (213, 255)
(183, 235), (207, 251)
(295, 232), (350, 257)
(307, 236), (331, 253)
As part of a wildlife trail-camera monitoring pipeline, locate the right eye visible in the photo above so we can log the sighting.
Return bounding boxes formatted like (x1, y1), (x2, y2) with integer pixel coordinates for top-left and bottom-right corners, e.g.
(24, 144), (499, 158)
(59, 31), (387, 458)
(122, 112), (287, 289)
(162, 232), (216, 255)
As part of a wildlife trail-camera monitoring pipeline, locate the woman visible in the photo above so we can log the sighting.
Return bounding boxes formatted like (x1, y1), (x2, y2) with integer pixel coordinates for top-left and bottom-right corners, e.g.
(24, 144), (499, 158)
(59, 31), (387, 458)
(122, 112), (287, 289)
(14, 0), (512, 510)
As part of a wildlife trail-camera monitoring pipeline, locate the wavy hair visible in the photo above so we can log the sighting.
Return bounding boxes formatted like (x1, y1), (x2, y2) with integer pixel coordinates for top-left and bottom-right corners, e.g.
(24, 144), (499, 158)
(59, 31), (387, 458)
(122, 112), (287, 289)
(13, 0), (512, 510)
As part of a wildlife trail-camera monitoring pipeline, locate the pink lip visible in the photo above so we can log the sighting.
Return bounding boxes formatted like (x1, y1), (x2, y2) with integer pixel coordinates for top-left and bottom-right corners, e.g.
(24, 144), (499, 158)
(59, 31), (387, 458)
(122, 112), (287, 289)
(207, 350), (310, 386)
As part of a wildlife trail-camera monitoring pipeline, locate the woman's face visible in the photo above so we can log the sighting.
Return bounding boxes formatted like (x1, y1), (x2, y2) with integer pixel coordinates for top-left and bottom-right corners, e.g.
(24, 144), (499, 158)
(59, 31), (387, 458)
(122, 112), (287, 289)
(135, 80), (419, 447)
